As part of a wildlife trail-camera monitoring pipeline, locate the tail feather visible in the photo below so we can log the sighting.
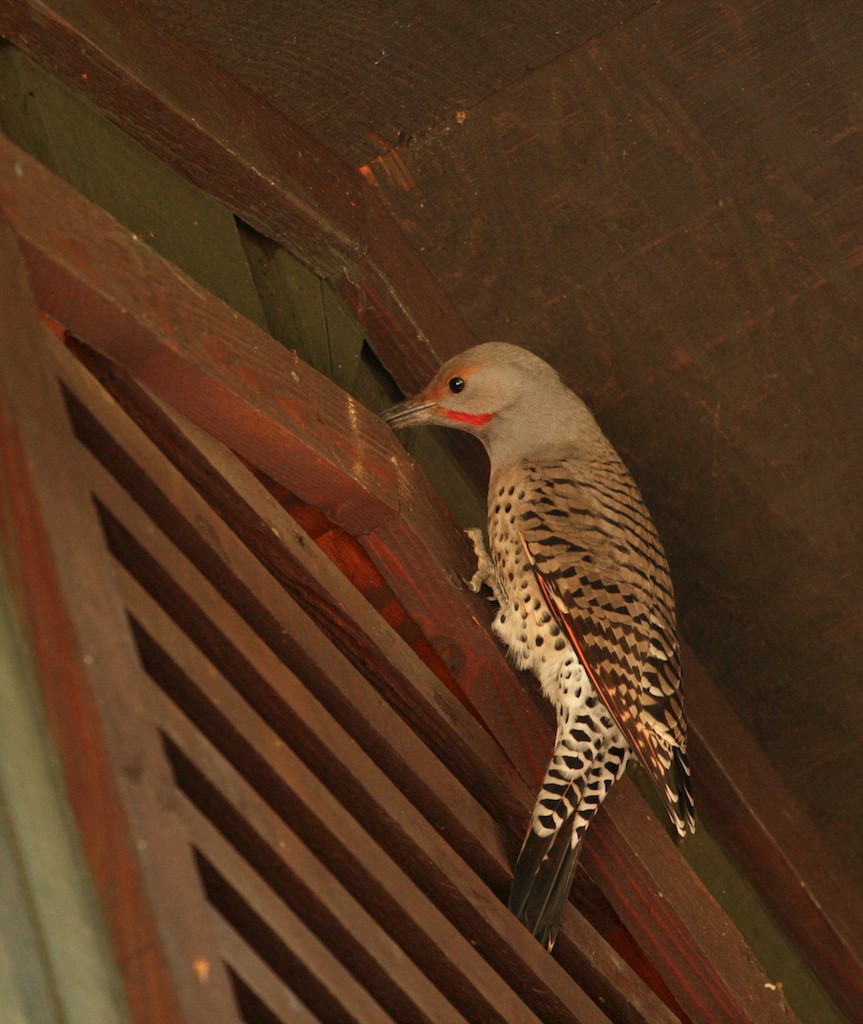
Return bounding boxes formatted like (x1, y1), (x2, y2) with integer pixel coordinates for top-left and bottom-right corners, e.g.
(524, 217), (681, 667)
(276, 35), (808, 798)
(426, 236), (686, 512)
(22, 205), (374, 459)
(509, 724), (632, 948)
(508, 823), (581, 950)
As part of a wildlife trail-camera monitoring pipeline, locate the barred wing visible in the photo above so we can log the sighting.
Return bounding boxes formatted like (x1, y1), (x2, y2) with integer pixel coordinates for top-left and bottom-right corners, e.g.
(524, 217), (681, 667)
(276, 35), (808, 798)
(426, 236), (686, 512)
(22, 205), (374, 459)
(518, 457), (694, 835)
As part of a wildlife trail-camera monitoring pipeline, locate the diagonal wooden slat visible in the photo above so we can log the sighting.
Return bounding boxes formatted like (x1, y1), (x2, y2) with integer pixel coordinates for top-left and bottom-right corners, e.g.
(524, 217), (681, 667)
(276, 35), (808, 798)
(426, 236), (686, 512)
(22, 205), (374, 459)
(213, 917), (323, 1024)
(211, 915), (321, 1024)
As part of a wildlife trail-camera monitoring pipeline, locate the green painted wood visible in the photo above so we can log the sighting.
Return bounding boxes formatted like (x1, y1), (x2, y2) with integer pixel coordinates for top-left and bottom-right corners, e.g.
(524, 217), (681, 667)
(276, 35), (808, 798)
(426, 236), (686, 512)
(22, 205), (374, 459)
(238, 221), (367, 390)
(0, 795), (59, 1024)
(0, 41), (267, 329)
(0, 539), (132, 1024)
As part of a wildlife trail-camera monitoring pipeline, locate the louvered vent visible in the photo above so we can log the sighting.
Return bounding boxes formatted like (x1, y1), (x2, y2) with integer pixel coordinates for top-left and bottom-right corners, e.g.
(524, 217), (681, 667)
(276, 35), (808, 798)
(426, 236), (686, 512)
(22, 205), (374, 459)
(54, 340), (618, 1024)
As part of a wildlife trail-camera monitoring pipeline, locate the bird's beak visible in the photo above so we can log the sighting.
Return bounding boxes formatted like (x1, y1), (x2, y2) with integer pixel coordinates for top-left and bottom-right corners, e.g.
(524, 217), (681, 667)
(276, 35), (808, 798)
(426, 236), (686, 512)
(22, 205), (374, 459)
(381, 396), (439, 429)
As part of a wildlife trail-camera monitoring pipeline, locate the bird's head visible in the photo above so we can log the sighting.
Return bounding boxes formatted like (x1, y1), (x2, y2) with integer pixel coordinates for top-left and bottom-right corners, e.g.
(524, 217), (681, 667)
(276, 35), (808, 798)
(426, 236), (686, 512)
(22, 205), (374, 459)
(382, 342), (564, 435)
(382, 342), (605, 466)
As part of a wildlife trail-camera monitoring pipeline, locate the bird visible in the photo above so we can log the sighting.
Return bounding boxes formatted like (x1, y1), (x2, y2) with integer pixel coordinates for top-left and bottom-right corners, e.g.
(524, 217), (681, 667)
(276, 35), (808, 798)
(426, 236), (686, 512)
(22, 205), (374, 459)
(383, 342), (694, 950)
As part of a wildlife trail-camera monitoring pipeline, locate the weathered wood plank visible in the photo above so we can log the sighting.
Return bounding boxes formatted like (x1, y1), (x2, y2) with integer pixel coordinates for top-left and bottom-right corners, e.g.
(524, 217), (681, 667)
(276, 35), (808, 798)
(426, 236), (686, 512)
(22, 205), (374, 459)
(0, 42), (270, 330)
(136, 0), (655, 167)
(211, 914), (321, 1024)
(0, 215), (239, 1023)
(0, 543), (132, 1024)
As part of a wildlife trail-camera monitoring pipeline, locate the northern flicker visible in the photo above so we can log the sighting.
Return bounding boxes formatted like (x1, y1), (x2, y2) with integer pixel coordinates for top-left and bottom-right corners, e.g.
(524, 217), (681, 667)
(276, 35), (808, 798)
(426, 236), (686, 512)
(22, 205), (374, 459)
(383, 342), (694, 949)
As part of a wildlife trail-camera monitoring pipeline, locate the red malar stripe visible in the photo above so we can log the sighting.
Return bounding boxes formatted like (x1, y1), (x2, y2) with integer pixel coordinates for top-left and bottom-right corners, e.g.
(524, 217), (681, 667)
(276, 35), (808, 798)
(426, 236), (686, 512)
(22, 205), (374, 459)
(444, 409), (493, 427)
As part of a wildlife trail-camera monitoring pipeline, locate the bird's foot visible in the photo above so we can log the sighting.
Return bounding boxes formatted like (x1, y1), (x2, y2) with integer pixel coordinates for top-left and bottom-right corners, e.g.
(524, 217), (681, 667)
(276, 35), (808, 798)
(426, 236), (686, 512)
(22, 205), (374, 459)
(463, 527), (504, 603)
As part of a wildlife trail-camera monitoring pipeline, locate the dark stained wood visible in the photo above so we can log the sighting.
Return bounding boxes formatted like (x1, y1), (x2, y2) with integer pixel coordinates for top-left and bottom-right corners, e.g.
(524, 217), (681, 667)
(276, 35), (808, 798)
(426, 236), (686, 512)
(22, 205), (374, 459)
(0, 42), (271, 331)
(348, 5), (863, 1012)
(4, 14), (861, 952)
(0, 216), (238, 1022)
(140, 0), (656, 167)
(181, 788), (402, 1024)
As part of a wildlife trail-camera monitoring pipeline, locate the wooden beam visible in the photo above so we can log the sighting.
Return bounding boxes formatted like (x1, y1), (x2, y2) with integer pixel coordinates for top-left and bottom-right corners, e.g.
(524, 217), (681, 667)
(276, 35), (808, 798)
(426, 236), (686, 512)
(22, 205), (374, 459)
(0, 0), (475, 388)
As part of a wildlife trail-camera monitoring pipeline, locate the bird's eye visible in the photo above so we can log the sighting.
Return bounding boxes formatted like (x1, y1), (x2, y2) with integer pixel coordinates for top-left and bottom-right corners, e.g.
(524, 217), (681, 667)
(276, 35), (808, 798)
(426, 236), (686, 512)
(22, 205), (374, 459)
(448, 376), (466, 394)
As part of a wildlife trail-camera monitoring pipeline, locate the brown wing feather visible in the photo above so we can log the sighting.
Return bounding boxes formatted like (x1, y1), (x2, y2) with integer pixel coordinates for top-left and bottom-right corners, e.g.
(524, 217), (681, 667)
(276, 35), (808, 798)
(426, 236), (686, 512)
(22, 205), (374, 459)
(529, 558), (666, 784)
(516, 457), (694, 834)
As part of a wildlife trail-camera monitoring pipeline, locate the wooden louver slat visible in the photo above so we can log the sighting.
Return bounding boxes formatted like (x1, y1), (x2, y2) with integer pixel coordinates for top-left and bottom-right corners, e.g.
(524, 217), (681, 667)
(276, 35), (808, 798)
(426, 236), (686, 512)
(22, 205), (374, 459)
(122, 569), (472, 1024)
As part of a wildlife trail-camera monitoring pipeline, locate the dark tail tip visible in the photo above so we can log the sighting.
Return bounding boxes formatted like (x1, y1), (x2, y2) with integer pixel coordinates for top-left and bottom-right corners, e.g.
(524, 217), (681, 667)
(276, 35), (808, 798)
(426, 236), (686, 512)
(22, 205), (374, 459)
(509, 824), (581, 951)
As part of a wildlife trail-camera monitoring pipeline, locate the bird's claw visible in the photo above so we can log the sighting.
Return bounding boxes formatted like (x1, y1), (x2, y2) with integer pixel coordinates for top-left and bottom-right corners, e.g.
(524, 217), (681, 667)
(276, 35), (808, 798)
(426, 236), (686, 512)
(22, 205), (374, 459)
(463, 527), (504, 603)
